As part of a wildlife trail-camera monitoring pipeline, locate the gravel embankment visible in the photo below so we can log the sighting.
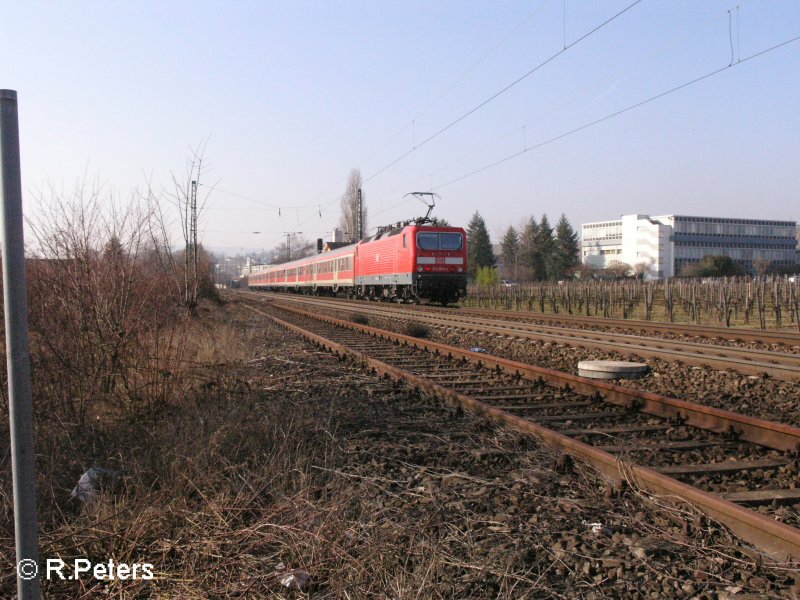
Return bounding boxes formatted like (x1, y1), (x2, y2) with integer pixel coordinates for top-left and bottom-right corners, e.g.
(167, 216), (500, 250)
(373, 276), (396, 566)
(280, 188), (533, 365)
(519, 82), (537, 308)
(227, 300), (800, 598)
(328, 307), (800, 429)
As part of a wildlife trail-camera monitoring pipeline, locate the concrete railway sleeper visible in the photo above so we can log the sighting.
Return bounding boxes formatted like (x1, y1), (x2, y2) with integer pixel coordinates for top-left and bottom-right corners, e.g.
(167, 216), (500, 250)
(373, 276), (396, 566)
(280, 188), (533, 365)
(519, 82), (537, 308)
(242, 299), (800, 562)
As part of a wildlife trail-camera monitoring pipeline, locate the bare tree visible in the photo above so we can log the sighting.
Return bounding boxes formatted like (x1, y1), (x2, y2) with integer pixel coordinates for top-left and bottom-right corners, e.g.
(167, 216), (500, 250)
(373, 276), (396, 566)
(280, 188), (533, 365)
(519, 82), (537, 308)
(26, 181), (182, 424)
(146, 185), (183, 305)
(269, 233), (316, 264)
(605, 260), (632, 279)
(569, 263), (597, 280)
(753, 258), (771, 276)
(633, 261), (652, 279)
(339, 169), (366, 241)
(146, 143), (215, 312)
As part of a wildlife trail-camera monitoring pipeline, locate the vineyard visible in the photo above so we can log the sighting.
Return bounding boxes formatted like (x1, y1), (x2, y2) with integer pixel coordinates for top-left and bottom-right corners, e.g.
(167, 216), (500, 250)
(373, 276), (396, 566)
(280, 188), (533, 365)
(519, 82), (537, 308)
(464, 277), (800, 330)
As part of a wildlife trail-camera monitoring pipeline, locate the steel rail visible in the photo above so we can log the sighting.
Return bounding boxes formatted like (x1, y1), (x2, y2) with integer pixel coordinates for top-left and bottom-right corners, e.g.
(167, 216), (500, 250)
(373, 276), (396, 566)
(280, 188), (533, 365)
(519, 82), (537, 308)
(254, 293), (800, 381)
(242, 301), (800, 561)
(239, 289), (800, 346)
(422, 303), (800, 346)
(270, 300), (800, 451)
(379, 305), (799, 366)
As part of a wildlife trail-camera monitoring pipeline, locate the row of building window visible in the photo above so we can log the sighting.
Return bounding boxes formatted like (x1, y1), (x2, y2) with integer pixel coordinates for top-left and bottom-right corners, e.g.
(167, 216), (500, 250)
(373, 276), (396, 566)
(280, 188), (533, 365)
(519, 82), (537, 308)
(675, 248), (792, 261)
(583, 248), (622, 256)
(675, 257), (796, 269)
(674, 225), (795, 238)
(582, 232), (622, 241)
(675, 241), (795, 250)
(584, 221), (622, 228)
(673, 216), (794, 227)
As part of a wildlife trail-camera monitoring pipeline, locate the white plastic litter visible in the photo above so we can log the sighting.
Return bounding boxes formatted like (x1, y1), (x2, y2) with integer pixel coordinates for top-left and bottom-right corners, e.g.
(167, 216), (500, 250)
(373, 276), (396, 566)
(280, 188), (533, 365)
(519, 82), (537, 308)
(71, 467), (116, 503)
(274, 562), (310, 591)
(581, 520), (604, 534)
(280, 570), (310, 591)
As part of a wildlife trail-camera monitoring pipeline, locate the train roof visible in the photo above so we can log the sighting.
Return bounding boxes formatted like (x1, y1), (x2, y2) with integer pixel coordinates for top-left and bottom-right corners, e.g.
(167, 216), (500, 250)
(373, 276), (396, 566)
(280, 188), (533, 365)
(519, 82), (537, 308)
(251, 242), (357, 274)
(250, 224), (465, 274)
(361, 223), (464, 244)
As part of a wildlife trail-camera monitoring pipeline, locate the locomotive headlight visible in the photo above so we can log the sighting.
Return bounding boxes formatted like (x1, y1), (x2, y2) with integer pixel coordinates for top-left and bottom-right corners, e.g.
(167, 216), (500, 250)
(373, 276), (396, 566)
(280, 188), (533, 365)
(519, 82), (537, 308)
(417, 266), (423, 272)
(457, 268), (463, 272)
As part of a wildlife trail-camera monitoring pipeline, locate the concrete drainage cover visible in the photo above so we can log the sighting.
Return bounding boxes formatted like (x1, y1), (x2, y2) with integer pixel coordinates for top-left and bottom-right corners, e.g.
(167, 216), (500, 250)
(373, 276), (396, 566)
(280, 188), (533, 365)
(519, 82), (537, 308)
(578, 360), (649, 380)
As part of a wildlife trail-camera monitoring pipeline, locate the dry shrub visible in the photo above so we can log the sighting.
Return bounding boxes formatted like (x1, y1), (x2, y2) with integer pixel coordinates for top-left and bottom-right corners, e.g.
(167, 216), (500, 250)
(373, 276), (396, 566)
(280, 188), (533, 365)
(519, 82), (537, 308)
(26, 185), (186, 426)
(0, 176), (265, 596)
(0, 183), (234, 546)
(351, 313), (369, 325)
(402, 321), (430, 338)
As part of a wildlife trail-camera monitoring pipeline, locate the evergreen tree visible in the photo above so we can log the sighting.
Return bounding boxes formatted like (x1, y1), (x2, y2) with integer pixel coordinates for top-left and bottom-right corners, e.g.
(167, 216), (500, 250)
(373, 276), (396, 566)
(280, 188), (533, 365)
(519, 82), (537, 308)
(537, 214), (556, 280)
(466, 211), (495, 278)
(519, 217), (539, 281)
(500, 226), (520, 281)
(553, 213), (580, 280)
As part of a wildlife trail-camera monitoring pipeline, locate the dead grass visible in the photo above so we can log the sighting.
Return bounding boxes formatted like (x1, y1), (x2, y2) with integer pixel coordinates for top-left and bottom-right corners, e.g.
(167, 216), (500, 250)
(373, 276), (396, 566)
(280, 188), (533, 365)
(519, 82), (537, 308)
(3, 300), (798, 598)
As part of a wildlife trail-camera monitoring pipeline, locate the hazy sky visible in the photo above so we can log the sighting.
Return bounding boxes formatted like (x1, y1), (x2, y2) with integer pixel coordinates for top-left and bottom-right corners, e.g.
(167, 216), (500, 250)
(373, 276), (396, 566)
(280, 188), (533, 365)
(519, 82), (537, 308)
(4, 1), (799, 252)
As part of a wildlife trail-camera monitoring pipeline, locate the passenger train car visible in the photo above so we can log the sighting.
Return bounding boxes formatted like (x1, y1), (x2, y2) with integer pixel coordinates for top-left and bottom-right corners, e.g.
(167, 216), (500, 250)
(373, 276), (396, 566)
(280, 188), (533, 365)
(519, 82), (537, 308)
(248, 224), (467, 305)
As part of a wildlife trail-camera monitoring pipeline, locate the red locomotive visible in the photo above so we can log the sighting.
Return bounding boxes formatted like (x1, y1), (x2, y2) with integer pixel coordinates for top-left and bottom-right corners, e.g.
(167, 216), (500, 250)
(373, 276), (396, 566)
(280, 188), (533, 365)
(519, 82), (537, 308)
(248, 222), (468, 305)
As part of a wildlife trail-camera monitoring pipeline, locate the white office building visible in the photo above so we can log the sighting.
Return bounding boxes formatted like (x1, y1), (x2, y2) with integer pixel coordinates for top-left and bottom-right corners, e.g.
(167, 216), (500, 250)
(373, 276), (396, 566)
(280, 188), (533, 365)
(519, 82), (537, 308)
(582, 214), (798, 277)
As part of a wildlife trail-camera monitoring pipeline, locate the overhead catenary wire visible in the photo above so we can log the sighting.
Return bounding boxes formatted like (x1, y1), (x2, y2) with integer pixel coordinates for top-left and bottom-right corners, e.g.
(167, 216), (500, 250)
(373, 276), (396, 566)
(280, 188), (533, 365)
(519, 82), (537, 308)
(211, 186), (317, 210)
(430, 32), (800, 191)
(260, 16), (753, 249)
(356, 0), (550, 170)
(207, 0), (646, 250)
(204, 3), (553, 223)
(363, 0), (645, 185)
(368, 5), (735, 212)
(340, 5), (734, 223)
(214, 4), (789, 254)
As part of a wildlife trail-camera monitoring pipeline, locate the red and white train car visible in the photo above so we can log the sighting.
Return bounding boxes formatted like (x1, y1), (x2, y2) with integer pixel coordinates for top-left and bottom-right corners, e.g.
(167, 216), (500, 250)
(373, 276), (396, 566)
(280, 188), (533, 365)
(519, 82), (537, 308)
(248, 224), (467, 305)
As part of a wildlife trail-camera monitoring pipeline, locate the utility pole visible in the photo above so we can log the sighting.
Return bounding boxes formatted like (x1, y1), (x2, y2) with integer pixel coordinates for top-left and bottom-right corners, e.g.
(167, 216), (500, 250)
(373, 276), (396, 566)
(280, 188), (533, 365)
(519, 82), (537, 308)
(283, 232), (303, 262)
(356, 188), (363, 241)
(190, 179), (198, 301)
(1, 89), (41, 599)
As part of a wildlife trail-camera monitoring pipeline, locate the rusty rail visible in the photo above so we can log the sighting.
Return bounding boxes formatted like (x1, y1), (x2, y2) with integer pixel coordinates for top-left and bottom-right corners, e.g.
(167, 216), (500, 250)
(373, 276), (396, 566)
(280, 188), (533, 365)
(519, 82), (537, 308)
(427, 303), (800, 346)
(243, 301), (800, 561)
(256, 294), (800, 381)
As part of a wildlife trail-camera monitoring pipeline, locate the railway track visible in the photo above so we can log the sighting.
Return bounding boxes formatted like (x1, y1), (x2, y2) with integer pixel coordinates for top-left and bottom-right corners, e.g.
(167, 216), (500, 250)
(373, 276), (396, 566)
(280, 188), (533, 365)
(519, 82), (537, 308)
(454, 303), (800, 346)
(241, 297), (800, 562)
(242, 292), (800, 381)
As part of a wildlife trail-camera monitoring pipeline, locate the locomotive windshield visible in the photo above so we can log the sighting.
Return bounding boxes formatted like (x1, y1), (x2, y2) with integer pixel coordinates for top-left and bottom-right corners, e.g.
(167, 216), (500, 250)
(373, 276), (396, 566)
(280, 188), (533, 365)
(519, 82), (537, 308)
(417, 232), (463, 251)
